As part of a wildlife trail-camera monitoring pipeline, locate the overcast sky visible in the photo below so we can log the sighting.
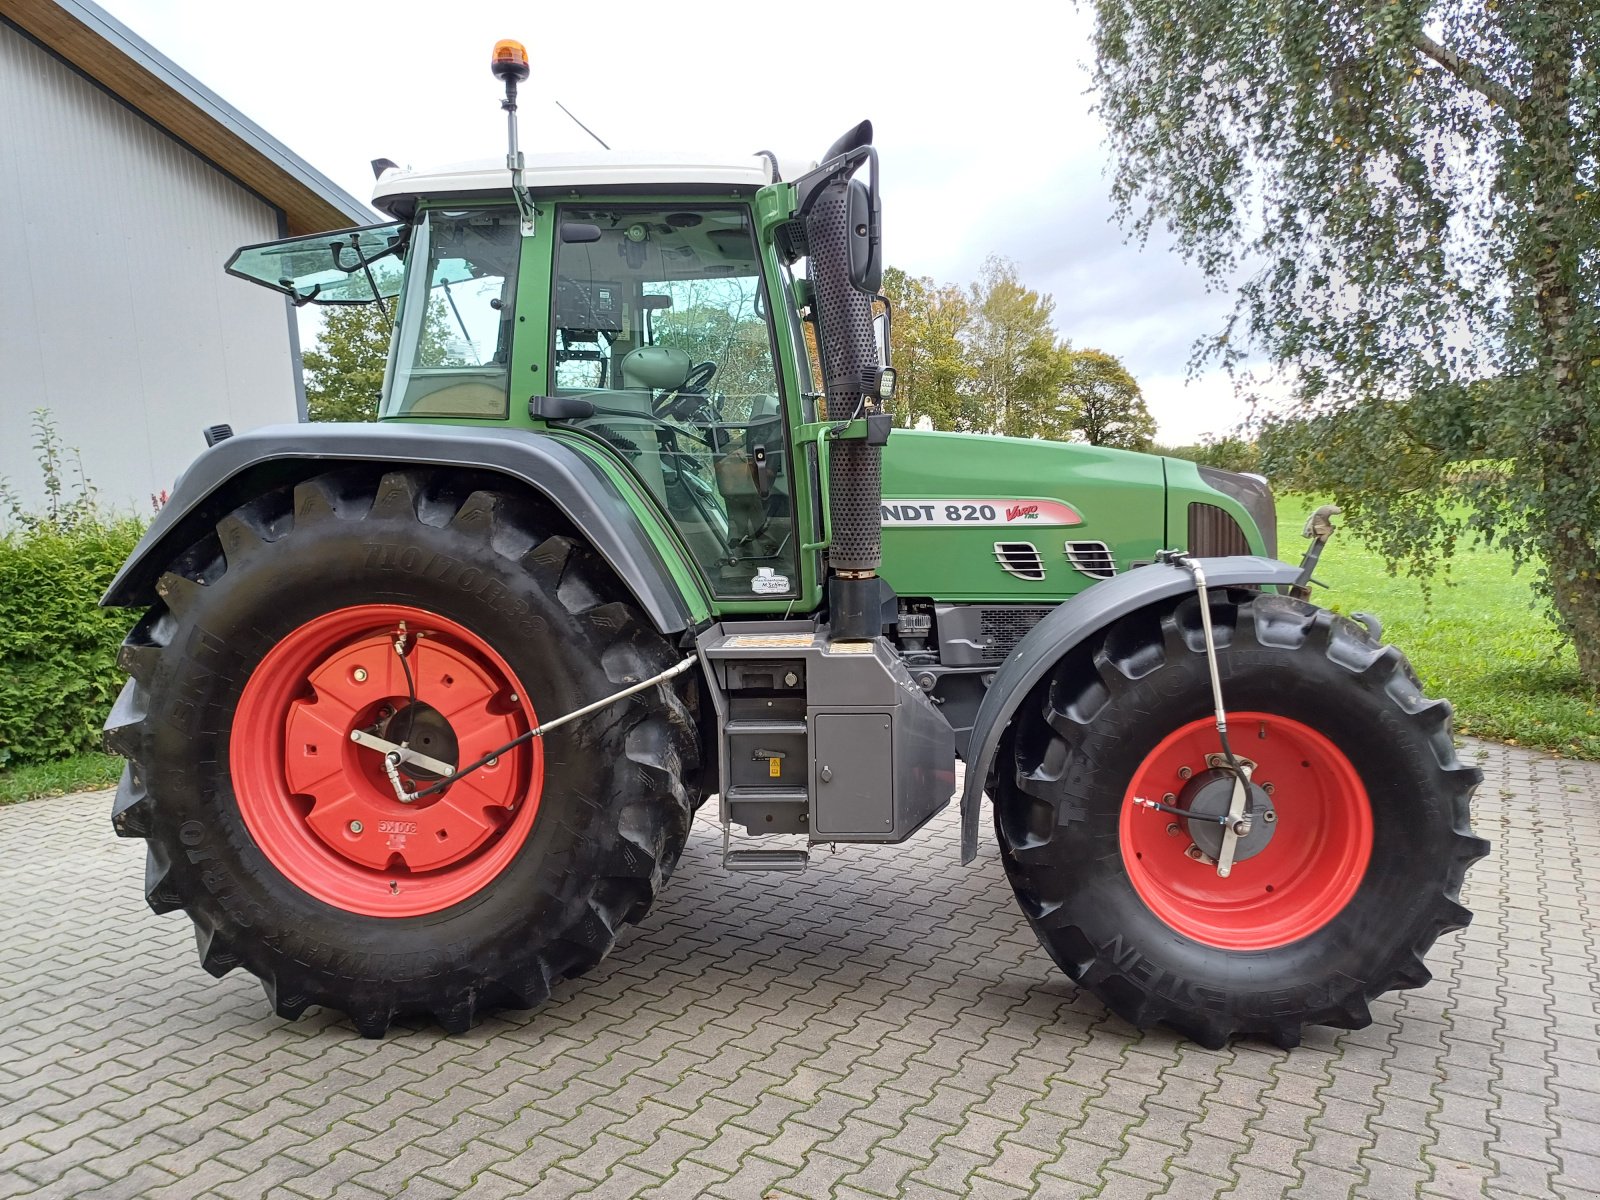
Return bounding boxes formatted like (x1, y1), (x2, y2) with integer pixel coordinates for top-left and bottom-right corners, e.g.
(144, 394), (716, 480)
(99, 0), (1261, 443)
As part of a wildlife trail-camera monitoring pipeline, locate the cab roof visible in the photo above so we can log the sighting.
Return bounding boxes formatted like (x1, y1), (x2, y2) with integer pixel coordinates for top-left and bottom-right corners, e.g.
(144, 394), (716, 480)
(371, 151), (813, 217)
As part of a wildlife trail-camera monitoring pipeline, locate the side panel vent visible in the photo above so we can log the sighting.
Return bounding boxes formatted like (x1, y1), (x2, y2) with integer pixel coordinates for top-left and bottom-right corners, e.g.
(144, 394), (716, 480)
(993, 542), (1045, 581)
(1188, 503), (1251, 557)
(1065, 540), (1117, 579)
(978, 606), (1055, 662)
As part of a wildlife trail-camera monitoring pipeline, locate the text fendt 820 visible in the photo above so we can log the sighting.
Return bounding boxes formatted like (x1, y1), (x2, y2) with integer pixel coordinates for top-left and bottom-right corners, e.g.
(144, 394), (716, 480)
(102, 42), (1486, 1047)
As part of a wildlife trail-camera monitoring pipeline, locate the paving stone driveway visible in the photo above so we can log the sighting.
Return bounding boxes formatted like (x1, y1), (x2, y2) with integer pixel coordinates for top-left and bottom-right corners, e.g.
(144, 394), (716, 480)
(1, 739), (1597, 1200)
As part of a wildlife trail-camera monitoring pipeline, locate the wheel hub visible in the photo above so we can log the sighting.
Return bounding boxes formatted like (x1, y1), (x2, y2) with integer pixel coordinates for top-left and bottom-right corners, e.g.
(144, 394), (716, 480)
(374, 702), (459, 782)
(1181, 769), (1276, 863)
(1119, 712), (1373, 950)
(283, 629), (523, 873)
(232, 603), (543, 917)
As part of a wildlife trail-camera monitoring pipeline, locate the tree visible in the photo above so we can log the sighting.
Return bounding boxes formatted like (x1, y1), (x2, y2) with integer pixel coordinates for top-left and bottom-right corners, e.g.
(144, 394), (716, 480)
(882, 267), (976, 430)
(1062, 349), (1156, 449)
(966, 256), (1072, 439)
(1090, 0), (1600, 685)
(302, 303), (390, 422)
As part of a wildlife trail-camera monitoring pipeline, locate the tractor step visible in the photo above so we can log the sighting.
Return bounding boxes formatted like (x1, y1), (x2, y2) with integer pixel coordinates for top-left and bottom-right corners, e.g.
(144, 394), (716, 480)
(724, 719), (808, 735)
(724, 785), (808, 804)
(722, 849), (810, 873)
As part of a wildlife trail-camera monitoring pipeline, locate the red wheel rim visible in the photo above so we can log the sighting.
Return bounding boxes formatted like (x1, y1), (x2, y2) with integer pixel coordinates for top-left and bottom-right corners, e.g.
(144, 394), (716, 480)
(231, 604), (542, 917)
(1120, 712), (1372, 950)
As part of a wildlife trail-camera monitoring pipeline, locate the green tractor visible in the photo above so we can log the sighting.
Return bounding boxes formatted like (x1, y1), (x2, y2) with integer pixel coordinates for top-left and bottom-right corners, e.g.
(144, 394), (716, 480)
(102, 41), (1485, 1047)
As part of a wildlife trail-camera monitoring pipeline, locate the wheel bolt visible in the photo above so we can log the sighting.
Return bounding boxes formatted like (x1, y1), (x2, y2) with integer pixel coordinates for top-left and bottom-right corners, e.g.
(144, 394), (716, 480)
(1177, 766), (1192, 780)
(1263, 810), (1277, 824)
(353, 667), (368, 683)
(1263, 782), (1275, 795)
(349, 820), (363, 834)
(1185, 844), (1203, 860)
(1162, 792), (1177, 805)
(1166, 823), (1181, 837)
(508, 693), (519, 704)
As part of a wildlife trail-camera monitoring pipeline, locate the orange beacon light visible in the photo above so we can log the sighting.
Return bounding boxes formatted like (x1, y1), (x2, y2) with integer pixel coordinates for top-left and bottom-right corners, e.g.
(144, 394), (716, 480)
(491, 39), (529, 83)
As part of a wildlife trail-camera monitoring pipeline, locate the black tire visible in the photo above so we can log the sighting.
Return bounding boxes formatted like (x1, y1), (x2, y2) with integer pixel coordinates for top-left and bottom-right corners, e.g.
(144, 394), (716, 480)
(105, 468), (700, 1036)
(994, 588), (1487, 1049)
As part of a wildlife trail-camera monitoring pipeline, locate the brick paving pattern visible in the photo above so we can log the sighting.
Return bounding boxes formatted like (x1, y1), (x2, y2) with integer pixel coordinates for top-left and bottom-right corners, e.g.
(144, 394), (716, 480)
(1, 739), (1596, 1199)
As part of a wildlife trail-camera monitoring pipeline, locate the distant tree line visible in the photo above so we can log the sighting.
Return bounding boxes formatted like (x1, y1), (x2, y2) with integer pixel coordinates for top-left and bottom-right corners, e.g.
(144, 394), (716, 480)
(884, 256), (1156, 450)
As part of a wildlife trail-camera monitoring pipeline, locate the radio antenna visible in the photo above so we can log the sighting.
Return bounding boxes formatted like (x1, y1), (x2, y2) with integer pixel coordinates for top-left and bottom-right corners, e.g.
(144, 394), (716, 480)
(555, 100), (611, 150)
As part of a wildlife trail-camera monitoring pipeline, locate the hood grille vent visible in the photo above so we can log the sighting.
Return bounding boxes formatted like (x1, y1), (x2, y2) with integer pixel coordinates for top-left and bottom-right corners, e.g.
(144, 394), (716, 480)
(1188, 503), (1251, 557)
(1065, 541), (1117, 579)
(994, 541), (1046, 581)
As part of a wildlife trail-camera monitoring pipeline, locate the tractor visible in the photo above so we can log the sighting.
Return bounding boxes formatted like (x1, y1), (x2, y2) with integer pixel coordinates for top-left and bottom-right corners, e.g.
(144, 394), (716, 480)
(102, 40), (1486, 1047)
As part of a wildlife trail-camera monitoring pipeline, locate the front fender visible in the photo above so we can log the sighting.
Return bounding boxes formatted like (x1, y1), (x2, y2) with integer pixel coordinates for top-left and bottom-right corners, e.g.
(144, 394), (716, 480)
(959, 556), (1305, 863)
(102, 423), (707, 634)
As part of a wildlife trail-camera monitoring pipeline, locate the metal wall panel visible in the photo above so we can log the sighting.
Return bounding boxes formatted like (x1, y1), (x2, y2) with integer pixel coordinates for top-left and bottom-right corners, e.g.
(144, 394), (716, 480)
(0, 21), (298, 515)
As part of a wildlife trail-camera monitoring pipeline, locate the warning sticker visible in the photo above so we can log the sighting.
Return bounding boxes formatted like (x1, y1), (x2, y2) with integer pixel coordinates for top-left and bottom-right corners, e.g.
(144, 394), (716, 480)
(879, 498), (1083, 528)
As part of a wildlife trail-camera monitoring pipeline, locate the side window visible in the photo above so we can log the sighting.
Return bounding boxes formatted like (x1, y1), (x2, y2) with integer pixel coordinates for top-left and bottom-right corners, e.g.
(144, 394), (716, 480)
(383, 209), (519, 418)
(550, 207), (797, 599)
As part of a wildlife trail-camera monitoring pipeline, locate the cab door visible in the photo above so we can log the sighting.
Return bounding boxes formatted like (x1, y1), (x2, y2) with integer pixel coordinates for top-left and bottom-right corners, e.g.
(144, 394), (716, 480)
(544, 203), (801, 603)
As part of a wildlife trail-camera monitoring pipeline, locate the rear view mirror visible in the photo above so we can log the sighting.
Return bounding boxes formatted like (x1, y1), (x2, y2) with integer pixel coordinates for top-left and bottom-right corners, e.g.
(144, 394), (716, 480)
(560, 222), (603, 244)
(845, 178), (881, 294)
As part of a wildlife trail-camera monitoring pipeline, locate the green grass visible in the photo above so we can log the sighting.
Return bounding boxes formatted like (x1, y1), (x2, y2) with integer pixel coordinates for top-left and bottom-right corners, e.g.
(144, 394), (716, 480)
(1277, 495), (1600, 759)
(0, 751), (121, 805)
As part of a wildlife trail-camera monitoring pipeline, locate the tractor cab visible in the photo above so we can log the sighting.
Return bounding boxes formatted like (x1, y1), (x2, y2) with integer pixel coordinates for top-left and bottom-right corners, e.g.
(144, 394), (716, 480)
(229, 153), (833, 605)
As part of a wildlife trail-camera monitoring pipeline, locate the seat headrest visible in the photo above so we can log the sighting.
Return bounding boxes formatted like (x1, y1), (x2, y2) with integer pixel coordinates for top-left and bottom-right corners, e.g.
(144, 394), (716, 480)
(619, 345), (692, 391)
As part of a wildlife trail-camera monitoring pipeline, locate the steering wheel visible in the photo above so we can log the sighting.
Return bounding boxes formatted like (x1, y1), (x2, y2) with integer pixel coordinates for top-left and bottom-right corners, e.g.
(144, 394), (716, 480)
(657, 360), (719, 420)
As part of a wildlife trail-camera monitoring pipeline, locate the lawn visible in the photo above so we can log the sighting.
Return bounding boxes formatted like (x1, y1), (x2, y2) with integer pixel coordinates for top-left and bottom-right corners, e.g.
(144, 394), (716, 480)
(1277, 495), (1600, 760)
(0, 750), (121, 805)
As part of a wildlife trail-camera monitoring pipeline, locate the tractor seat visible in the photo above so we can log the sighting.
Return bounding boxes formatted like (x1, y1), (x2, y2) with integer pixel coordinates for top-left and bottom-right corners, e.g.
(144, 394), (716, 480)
(618, 345), (692, 392)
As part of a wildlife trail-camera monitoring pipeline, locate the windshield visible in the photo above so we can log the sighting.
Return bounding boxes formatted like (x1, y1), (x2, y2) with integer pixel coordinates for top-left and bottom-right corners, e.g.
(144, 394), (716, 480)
(225, 222), (407, 305)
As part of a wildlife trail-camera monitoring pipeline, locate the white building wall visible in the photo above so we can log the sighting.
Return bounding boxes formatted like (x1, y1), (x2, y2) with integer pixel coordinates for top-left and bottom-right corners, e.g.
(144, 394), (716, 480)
(0, 21), (299, 516)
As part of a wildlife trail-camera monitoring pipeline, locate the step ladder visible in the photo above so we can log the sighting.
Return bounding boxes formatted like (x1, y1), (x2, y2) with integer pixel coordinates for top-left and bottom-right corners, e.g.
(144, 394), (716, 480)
(698, 624), (817, 873)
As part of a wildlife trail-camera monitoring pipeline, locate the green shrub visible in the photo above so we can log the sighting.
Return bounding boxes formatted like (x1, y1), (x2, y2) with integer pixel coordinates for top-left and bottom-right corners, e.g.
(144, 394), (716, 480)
(0, 410), (145, 769)
(0, 519), (144, 768)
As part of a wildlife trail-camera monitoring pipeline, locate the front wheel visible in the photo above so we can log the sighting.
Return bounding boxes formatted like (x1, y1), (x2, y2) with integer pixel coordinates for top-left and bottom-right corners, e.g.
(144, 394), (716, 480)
(994, 589), (1487, 1049)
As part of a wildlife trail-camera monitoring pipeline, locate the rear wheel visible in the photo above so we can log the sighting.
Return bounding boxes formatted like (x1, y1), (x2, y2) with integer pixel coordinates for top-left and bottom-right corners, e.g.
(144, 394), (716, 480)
(106, 468), (699, 1036)
(994, 589), (1486, 1048)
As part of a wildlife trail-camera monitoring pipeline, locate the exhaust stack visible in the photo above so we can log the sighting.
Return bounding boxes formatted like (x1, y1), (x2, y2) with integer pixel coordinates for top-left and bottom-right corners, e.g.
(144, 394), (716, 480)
(800, 125), (886, 640)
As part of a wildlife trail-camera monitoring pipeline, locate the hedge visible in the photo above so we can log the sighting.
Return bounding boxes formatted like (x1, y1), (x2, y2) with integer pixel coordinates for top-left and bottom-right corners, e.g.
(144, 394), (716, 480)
(0, 519), (144, 768)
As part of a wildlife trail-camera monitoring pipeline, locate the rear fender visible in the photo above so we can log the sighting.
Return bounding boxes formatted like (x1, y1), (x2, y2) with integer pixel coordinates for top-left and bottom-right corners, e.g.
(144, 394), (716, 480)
(959, 556), (1305, 863)
(102, 423), (707, 634)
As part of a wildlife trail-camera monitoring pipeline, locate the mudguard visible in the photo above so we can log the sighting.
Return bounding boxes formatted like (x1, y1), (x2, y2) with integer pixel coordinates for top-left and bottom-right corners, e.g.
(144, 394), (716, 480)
(959, 556), (1305, 863)
(101, 423), (703, 634)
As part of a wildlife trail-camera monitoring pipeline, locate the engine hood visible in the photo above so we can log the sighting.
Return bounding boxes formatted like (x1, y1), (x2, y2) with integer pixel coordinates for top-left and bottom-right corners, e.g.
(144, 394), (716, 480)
(876, 430), (1170, 601)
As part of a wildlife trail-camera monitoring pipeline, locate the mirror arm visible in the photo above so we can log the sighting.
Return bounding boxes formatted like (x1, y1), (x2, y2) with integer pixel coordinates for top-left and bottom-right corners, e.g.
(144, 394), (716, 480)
(353, 240), (392, 327)
(873, 292), (893, 369)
